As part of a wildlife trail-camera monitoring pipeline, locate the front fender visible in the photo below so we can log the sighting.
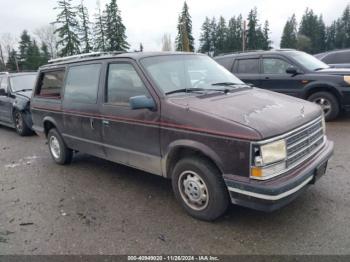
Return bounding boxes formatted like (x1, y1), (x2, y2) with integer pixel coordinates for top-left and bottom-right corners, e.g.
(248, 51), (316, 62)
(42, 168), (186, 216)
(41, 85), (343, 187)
(162, 139), (224, 178)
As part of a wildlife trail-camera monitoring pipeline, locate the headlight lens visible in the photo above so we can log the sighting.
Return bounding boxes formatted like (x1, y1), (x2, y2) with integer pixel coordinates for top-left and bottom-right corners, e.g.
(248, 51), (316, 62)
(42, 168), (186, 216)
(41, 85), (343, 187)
(252, 139), (287, 179)
(259, 140), (287, 165)
(344, 76), (350, 85)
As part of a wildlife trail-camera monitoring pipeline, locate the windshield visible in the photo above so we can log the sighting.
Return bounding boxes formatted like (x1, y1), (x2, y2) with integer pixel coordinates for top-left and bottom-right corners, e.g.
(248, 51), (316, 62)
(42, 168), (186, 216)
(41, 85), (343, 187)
(140, 55), (244, 94)
(289, 51), (329, 71)
(10, 74), (37, 92)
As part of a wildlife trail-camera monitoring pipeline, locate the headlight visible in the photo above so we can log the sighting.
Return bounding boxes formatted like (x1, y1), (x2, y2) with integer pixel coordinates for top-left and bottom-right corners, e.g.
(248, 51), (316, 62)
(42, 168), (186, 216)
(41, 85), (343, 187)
(344, 76), (350, 85)
(257, 140), (286, 166)
(252, 139), (287, 179)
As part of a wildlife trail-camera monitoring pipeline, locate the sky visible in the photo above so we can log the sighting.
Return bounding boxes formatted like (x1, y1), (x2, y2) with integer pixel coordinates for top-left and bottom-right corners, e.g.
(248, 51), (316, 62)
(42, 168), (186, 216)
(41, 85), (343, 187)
(0, 0), (348, 51)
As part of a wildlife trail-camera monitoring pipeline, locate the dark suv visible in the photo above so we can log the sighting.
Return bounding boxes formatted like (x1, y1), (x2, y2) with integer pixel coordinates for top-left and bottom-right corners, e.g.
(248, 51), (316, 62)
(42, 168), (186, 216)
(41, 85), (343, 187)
(215, 49), (350, 121)
(0, 72), (37, 135)
(31, 52), (333, 221)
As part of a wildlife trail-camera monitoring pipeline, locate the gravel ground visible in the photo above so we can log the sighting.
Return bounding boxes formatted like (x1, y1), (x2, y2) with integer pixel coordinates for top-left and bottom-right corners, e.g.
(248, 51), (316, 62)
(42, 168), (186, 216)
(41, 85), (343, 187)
(0, 113), (349, 255)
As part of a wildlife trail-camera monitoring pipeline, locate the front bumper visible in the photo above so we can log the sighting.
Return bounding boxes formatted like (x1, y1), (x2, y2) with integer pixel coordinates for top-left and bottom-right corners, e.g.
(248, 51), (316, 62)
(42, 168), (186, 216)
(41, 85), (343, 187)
(224, 139), (334, 212)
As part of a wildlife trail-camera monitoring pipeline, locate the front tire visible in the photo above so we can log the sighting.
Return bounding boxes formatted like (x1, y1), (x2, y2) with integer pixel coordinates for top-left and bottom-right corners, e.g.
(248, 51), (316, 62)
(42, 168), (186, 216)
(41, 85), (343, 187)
(308, 92), (339, 121)
(47, 128), (73, 165)
(14, 110), (32, 136)
(172, 156), (229, 221)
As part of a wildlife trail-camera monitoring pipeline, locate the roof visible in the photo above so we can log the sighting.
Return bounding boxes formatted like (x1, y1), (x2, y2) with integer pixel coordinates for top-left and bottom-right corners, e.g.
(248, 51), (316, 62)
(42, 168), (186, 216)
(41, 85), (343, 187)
(215, 49), (298, 59)
(42, 51), (204, 68)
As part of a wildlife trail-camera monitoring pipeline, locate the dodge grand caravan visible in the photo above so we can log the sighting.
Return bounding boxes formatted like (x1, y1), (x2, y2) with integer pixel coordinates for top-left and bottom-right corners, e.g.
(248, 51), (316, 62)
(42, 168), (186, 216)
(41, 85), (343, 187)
(31, 52), (334, 221)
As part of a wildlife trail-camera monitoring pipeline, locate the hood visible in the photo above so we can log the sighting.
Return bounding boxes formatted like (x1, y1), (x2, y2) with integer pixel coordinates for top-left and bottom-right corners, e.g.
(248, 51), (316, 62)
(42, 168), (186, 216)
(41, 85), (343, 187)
(169, 88), (322, 139)
(15, 90), (32, 99)
(315, 68), (350, 75)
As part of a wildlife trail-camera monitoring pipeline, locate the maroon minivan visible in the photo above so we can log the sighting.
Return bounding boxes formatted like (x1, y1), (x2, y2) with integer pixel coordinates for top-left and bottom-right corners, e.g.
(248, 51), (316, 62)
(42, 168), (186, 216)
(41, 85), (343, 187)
(30, 52), (334, 221)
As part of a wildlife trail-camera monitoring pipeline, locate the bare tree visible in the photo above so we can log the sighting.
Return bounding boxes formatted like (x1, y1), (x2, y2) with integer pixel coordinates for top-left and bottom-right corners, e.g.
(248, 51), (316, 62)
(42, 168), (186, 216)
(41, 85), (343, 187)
(0, 33), (16, 61)
(34, 25), (59, 58)
(161, 33), (172, 51)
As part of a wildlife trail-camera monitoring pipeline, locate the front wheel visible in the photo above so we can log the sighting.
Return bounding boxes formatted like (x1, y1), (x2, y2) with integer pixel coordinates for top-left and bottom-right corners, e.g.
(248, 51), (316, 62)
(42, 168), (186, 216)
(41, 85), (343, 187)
(47, 128), (73, 165)
(172, 156), (229, 221)
(308, 92), (339, 121)
(14, 110), (32, 136)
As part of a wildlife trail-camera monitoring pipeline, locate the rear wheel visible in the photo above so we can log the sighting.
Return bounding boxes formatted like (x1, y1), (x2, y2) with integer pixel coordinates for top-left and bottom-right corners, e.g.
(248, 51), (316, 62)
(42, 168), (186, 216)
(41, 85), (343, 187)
(172, 156), (229, 221)
(47, 128), (73, 165)
(308, 91), (339, 121)
(14, 110), (32, 136)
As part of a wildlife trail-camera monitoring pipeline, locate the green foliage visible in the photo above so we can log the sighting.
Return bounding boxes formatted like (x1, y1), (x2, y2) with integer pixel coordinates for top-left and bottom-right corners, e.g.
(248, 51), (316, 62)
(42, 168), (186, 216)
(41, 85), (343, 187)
(215, 16), (227, 55)
(199, 17), (212, 54)
(226, 15), (242, 52)
(104, 0), (129, 51)
(175, 2), (195, 52)
(281, 14), (298, 49)
(93, 1), (106, 51)
(54, 0), (80, 56)
(77, 0), (92, 53)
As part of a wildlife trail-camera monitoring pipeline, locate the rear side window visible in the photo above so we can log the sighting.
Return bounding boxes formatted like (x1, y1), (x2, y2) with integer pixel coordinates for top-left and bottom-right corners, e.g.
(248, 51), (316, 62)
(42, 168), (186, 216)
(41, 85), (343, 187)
(236, 59), (260, 74)
(323, 51), (350, 64)
(64, 64), (101, 104)
(106, 63), (149, 104)
(36, 70), (65, 99)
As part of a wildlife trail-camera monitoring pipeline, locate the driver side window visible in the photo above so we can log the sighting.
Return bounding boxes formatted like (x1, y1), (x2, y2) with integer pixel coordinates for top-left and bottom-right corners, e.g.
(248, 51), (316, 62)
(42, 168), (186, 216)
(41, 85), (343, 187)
(262, 58), (293, 74)
(0, 76), (8, 94)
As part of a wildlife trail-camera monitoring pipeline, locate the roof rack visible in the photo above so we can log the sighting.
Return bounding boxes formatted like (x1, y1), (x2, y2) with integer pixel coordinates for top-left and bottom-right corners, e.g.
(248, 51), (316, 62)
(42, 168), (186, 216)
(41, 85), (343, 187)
(48, 51), (126, 64)
(216, 50), (265, 56)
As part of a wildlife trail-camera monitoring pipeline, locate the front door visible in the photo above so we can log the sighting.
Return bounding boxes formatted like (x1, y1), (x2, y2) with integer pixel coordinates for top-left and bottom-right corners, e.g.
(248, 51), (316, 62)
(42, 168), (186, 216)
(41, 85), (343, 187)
(260, 56), (305, 97)
(62, 63), (104, 158)
(0, 76), (13, 123)
(101, 60), (161, 175)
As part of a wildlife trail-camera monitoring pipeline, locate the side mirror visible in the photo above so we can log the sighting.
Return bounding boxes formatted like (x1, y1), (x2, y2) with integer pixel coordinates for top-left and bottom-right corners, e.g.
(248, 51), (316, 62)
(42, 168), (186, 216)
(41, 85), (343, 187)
(0, 89), (6, 96)
(129, 95), (156, 110)
(286, 67), (299, 75)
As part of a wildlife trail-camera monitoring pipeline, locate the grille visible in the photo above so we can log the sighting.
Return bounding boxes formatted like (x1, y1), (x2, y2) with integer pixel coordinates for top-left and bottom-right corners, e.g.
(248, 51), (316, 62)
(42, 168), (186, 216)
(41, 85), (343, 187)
(286, 119), (325, 168)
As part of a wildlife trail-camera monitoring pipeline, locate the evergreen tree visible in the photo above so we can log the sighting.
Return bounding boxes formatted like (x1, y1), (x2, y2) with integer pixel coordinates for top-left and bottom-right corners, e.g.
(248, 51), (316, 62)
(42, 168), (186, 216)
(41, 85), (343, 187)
(210, 17), (218, 54)
(26, 40), (42, 70)
(93, 0), (106, 51)
(262, 20), (272, 50)
(6, 49), (19, 72)
(77, 0), (92, 53)
(104, 0), (129, 51)
(41, 43), (51, 64)
(226, 15), (242, 52)
(280, 14), (298, 49)
(246, 8), (259, 50)
(139, 43), (144, 52)
(199, 17), (212, 54)
(18, 30), (32, 70)
(54, 0), (80, 56)
(298, 8), (326, 53)
(175, 2), (195, 52)
(325, 21), (337, 51)
(215, 16), (227, 55)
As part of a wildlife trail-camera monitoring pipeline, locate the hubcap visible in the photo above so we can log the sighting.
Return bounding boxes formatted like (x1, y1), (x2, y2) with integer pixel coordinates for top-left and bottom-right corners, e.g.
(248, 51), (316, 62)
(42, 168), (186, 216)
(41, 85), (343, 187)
(313, 97), (331, 116)
(49, 136), (61, 159)
(15, 112), (23, 132)
(178, 171), (209, 211)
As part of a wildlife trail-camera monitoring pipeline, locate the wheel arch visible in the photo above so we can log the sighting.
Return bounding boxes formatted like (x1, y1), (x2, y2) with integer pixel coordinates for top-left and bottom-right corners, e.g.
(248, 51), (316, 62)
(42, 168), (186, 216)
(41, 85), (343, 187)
(303, 83), (342, 105)
(163, 140), (224, 179)
(43, 116), (59, 137)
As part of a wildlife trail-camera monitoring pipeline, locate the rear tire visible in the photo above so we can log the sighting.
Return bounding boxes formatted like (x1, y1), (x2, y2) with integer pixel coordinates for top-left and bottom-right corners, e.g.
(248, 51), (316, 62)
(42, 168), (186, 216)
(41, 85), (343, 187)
(308, 91), (339, 121)
(47, 128), (73, 165)
(13, 110), (32, 136)
(172, 156), (229, 221)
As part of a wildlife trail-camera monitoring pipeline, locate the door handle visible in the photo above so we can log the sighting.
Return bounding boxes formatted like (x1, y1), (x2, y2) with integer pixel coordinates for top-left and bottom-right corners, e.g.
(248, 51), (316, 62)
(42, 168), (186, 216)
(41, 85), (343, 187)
(102, 120), (110, 127)
(90, 118), (94, 130)
(265, 77), (270, 80)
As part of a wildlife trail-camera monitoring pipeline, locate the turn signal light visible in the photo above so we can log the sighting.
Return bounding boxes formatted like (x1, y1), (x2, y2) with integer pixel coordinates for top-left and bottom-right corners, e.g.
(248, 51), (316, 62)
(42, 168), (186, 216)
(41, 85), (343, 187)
(251, 167), (262, 178)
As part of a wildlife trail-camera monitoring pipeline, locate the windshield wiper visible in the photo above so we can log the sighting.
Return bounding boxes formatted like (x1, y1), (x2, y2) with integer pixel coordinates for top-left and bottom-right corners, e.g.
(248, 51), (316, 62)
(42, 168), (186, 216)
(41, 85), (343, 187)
(165, 88), (206, 95)
(211, 82), (243, 86)
(314, 68), (326, 71)
(14, 88), (32, 93)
